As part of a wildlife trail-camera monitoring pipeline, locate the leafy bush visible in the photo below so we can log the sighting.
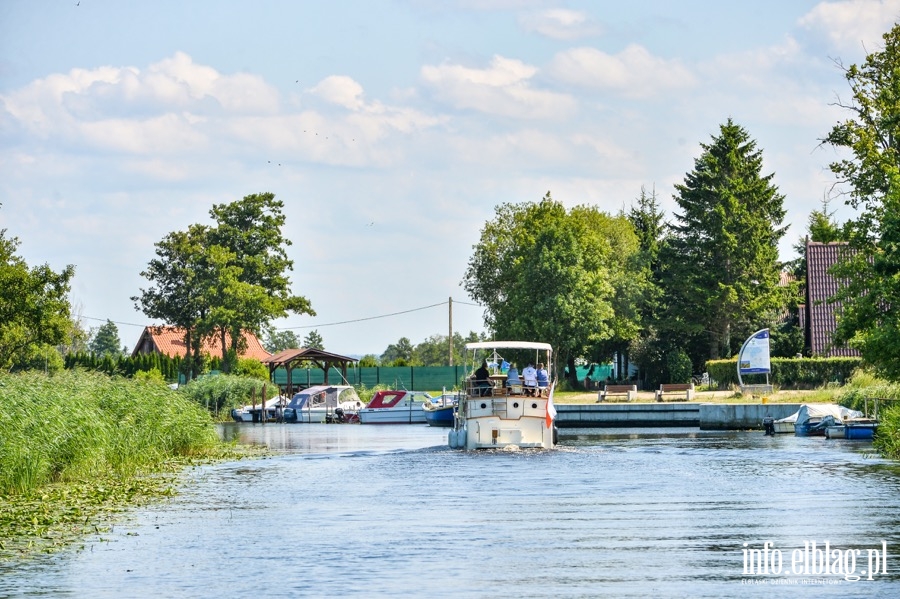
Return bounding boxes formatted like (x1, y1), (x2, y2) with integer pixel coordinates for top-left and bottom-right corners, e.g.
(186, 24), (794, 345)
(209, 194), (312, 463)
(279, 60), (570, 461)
(233, 357), (269, 380)
(666, 349), (692, 384)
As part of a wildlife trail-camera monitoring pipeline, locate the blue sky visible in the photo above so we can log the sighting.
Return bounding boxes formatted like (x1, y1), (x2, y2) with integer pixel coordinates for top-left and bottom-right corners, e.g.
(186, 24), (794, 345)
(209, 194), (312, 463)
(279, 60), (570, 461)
(1, 0), (898, 356)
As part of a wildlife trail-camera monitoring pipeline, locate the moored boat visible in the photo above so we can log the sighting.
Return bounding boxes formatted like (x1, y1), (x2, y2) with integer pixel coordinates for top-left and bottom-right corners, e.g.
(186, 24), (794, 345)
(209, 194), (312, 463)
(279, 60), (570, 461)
(775, 404), (862, 436)
(282, 385), (363, 423)
(358, 390), (433, 424)
(448, 341), (557, 450)
(231, 395), (288, 422)
(844, 420), (878, 440)
(423, 392), (460, 427)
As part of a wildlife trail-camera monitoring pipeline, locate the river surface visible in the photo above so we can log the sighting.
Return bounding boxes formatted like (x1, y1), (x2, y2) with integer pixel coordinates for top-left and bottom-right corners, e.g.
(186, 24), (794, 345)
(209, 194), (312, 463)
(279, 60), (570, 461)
(2, 424), (900, 598)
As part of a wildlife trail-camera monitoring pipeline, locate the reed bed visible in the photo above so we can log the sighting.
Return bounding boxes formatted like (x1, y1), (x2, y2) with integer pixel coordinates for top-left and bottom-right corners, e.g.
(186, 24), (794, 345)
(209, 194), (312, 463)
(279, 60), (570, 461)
(0, 370), (220, 495)
(0, 369), (232, 559)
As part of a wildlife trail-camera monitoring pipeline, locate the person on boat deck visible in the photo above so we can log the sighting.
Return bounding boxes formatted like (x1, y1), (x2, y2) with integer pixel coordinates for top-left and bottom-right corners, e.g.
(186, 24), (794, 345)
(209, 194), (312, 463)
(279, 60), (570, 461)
(522, 363), (538, 396)
(536, 363), (549, 394)
(473, 360), (492, 396)
(506, 363), (521, 390)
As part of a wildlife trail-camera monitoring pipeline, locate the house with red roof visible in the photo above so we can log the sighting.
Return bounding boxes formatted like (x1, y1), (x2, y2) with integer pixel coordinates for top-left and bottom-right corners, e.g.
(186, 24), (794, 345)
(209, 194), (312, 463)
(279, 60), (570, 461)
(131, 326), (271, 361)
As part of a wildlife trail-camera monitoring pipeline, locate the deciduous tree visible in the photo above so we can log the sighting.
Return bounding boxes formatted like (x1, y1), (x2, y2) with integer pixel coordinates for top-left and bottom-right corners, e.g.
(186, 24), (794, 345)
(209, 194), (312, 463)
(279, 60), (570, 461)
(0, 219), (75, 371)
(463, 193), (642, 384)
(825, 24), (900, 379)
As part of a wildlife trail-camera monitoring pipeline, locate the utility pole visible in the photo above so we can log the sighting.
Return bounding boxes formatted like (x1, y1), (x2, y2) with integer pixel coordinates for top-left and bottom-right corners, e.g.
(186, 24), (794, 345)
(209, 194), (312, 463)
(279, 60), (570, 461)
(448, 296), (453, 366)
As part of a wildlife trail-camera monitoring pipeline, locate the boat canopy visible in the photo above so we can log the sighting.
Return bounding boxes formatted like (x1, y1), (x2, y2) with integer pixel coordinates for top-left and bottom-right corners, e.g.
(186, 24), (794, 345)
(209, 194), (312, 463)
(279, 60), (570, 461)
(775, 404), (862, 424)
(465, 341), (552, 352)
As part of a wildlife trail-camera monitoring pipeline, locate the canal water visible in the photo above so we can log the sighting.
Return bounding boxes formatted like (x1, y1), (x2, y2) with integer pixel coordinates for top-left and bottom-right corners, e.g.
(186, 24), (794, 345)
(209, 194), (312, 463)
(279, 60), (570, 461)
(2, 424), (900, 598)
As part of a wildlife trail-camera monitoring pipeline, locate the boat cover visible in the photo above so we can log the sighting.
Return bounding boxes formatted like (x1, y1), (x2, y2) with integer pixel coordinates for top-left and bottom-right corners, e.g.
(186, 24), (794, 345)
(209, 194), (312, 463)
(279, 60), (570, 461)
(775, 404), (862, 425)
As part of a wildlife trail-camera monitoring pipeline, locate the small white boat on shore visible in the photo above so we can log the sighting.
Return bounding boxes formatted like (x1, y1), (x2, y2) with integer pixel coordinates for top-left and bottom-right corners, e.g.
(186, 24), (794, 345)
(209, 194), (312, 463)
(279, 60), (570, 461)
(358, 390), (433, 424)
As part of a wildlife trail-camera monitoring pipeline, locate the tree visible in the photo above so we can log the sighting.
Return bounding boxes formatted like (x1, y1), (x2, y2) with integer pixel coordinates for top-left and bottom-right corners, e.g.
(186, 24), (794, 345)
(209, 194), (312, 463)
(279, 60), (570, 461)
(624, 186), (668, 384)
(263, 327), (301, 353)
(89, 319), (122, 357)
(381, 337), (415, 366)
(132, 224), (210, 380)
(824, 24), (900, 379)
(205, 193), (315, 370)
(659, 119), (788, 366)
(134, 193), (316, 377)
(303, 330), (324, 350)
(0, 219), (75, 371)
(358, 354), (379, 367)
(462, 193), (642, 384)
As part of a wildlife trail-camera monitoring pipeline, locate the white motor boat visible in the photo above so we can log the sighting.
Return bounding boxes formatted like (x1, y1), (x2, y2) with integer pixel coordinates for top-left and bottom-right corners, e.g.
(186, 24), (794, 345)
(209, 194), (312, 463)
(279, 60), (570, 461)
(282, 385), (363, 423)
(358, 390), (435, 424)
(449, 340), (557, 450)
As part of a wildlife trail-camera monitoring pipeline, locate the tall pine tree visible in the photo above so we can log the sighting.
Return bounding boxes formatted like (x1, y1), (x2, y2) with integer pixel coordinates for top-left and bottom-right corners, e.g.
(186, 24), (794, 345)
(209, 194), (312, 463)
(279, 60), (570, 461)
(660, 119), (787, 364)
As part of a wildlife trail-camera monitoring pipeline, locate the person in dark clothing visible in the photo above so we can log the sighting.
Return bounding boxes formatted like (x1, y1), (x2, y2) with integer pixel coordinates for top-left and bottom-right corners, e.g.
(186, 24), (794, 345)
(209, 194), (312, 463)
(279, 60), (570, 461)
(473, 360), (492, 396)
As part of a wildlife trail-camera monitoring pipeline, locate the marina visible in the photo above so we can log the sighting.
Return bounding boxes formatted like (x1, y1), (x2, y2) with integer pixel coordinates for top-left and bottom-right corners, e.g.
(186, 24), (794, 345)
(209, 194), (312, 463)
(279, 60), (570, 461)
(3, 424), (898, 598)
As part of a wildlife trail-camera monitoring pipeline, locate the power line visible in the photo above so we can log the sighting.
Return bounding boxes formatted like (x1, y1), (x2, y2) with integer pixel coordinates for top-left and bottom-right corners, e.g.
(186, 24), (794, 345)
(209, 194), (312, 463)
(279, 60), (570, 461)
(79, 298), (483, 331)
(281, 301), (449, 330)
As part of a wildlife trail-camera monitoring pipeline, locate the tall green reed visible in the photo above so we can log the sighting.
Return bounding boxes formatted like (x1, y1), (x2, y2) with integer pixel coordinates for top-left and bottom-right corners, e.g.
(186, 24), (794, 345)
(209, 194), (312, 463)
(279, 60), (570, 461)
(0, 370), (218, 494)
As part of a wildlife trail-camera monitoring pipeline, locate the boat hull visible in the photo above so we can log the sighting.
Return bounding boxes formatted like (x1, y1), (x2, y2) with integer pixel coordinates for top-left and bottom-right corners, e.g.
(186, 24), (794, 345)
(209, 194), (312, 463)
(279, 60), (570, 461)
(458, 396), (554, 449)
(845, 424), (877, 440)
(424, 405), (455, 427)
(825, 425), (846, 439)
(358, 407), (426, 424)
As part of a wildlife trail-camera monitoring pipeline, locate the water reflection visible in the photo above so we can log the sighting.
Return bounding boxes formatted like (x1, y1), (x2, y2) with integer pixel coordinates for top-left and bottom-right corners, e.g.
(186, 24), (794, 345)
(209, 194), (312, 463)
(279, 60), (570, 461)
(2, 424), (899, 598)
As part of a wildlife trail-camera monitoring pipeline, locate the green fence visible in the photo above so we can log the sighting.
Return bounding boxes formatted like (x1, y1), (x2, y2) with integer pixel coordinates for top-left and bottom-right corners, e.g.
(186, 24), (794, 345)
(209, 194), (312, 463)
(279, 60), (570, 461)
(271, 366), (468, 391)
(271, 363), (613, 392)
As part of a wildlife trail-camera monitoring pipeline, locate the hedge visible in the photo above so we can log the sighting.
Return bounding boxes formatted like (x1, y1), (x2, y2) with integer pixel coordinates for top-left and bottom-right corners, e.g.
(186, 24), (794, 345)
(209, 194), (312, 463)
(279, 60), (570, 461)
(705, 357), (863, 390)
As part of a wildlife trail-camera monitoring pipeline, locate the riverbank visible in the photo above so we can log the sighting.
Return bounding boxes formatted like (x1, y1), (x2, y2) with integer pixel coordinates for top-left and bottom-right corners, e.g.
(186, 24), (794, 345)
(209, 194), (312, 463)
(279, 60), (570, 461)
(553, 388), (830, 404)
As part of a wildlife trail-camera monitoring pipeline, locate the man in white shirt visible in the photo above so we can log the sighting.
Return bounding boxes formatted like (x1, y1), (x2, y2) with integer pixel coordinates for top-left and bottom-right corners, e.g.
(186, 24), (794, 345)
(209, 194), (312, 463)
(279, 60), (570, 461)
(522, 363), (537, 396)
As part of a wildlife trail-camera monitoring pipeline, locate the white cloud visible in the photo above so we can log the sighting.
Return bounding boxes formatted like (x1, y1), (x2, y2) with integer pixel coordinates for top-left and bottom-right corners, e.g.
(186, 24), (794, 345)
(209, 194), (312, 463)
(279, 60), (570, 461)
(519, 9), (604, 40)
(309, 75), (366, 110)
(420, 55), (576, 119)
(0, 52), (280, 152)
(547, 44), (696, 98)
(799, 0), (900, 52)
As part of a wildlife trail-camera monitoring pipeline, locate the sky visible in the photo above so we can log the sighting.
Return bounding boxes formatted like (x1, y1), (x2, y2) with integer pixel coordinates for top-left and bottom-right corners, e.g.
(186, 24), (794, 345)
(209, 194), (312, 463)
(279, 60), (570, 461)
(1, 0), (898, 357)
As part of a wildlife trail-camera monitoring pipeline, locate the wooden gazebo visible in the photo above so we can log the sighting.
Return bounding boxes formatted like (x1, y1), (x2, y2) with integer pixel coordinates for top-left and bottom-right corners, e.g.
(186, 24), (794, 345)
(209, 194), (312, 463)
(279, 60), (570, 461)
(263, 348), (358, 393)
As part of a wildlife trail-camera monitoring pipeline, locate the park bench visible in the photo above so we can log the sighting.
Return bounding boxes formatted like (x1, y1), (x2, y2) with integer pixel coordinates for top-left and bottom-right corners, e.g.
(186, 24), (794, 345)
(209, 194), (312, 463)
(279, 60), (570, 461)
(655, 383), (695, 402)
(597, 384), (637, 402)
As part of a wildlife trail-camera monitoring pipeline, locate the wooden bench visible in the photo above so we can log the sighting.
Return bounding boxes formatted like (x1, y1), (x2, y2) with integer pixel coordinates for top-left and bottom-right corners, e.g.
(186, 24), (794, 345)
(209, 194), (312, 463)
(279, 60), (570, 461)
(597, 384), (637, 402)
(655, 383), (695, 402)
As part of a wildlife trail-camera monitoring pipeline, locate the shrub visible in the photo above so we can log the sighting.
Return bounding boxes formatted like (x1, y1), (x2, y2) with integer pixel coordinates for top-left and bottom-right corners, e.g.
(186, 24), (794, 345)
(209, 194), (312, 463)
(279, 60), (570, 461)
(705, 357), (863, 390)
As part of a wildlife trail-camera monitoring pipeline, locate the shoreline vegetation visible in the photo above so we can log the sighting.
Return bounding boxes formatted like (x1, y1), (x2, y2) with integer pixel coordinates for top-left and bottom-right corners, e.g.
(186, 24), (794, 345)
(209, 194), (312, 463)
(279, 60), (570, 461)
(2, 369), (898, 564)
(0, 370), (261, 561)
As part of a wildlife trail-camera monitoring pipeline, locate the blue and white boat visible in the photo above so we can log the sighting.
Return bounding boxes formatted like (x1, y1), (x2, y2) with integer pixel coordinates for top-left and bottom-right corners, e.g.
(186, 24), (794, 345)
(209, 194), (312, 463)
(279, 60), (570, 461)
(423, 392), (460, 427)
(776, 404), (864, 436)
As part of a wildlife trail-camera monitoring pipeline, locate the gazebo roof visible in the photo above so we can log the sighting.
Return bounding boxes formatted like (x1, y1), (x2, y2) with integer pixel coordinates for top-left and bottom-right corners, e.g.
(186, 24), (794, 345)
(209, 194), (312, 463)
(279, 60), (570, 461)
(264, 348), (358, 367)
